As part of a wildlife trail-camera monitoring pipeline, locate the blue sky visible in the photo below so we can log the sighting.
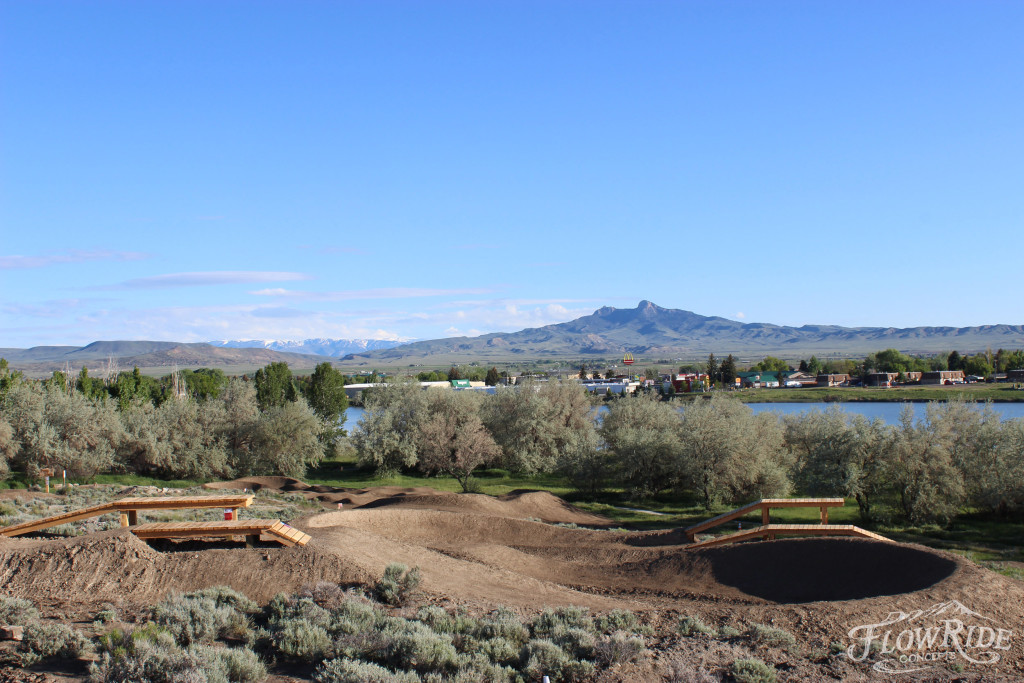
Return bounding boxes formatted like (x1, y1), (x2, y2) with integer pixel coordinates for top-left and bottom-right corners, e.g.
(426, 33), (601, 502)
(2, 1), (1022, 348)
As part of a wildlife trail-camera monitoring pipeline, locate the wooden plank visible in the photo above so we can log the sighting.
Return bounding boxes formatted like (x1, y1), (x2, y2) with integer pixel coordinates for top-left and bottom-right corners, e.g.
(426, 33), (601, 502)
(0, 502), (117, 537)
(685, 498), (845, 538)
(687, 524), (891, 549)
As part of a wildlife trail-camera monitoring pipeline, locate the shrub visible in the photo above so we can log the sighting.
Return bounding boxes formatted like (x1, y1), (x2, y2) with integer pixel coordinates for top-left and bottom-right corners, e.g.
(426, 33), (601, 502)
(594, 631), (645, 665)
(94, 603), (118, 624)
(748, 623), (796, 649)
(20, 621), (89, 663)
(0, 596), (39, 625)
(594, 609), (639, 634)
(267, 596), (332, 631)
(677, 615), (715, 636)
(192, 644), (267, 683)
(520, 638), (595, 682)
(153, 594), (238, 645)
(475, 607), (528, 645)
(298, 581), (348, 609)
(314, 659), (420, 683)
(666, 661), (718, 683)
(530, 606), (593, 639)
(385, 619), (459, 674)
(90, 629), (266, 683)
(275, 620), (332, 661)
(731, 658), (777, 683)
(554, 627), (596, 660)
(376, 563), (422, 606)
(187, 586), (257, 613)
(718, 625), (741, 638)
(477, 637), (520, 666)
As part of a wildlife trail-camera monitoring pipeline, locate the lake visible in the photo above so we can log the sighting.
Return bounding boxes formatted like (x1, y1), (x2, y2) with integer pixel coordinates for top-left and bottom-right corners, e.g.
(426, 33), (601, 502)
(343, 400), (1024, 428)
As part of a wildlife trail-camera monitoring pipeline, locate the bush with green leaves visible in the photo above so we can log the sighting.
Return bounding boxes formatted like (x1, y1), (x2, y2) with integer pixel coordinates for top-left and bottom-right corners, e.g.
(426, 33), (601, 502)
(275, 620), (332, 661)
(375, 563), (422, 606)
(677, 615), (715, 636)
(475, 607), (528, 645)
(520, 638), (595, 683)
(152, 592), (242, 645)
(314, 659), (419, 683)
(594, 609), (639, 634)
(20, 621), (89, 665)
(530, 606), (593, 639)
(731, 657), (777, 683)
(748, 623), (797, 649)
(0, 596), (39, 625)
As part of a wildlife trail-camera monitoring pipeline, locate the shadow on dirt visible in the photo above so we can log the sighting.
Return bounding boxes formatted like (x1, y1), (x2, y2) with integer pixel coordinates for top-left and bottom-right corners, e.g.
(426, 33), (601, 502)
(699, 538), (958, 603)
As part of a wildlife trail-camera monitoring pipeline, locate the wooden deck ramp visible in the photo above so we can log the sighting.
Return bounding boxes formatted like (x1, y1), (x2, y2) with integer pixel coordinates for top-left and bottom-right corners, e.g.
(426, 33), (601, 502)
(686, 524), (891, 549)
(131, 520), (312, 547)
(684, 498), (845, 542)
(0, 494), (254, 537)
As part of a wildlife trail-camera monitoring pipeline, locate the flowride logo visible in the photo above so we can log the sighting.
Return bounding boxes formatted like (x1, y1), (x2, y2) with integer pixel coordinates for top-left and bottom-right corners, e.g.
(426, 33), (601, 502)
(846, 600), (1013, 673)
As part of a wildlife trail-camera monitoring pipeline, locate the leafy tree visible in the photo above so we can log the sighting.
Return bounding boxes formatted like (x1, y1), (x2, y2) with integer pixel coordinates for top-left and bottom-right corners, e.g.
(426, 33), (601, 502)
(219, 378), (259, 472)
(578, 365), (587, 380)
(250, 397), (326, 477)
(352, 380), (427, 476)
(481, 380), (596, 474)
(882, 404), (965, 524)
(253, 362), (296, 411)
(0, 359), (22, 405)
(447, 366), (463, 381)
(182, 368), (227, 400)
(599, 394), (683, 497)
(1000, 349), (1024, 371)
(786, 407), (889, 521)
(416, 390), (498, 491)
(485, 367), (501, 386)
(798, 359), (808, 372)
(753, 356), (789, 373)
(679, 396), (790, 509)
(644, 367), (660, 381)
(556, 426), (608, 494)
(806, 355), (823, 376)
(947, 350), (963, 371)
(302, 362), (349, 439)
(76, 367), (96, 398)
(119, 395), (228, 480)
(963, 354), (993, 378)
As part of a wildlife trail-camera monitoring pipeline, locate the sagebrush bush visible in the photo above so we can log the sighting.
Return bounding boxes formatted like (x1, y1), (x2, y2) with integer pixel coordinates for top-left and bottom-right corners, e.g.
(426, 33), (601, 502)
(595, 608), (639, 634)
(477, 636), (520, 666)
(677, 615), (715, 637)
(520, 638), (595, 683)
(275, 620), (332, 660)
(475, 607), (528, 644)
(731, 657), (777, 683)
(187, 586), (257, 613)
(153, 595), (235, 646)
(376, 563), (422, 606)
(594, 631), (645, 665)
(384, 618), (459, 674)
(267, 595), (332, 631)
(748, 623), (796, 649)
(298, 581), (348, 609)
(530, 606), (593, 639)
(314, 659), (420, 683)
(718, 625), (741, 638)
(20, 621), (89, 663)
(0, 596), (39, 625)
(554, 627), (596, 660)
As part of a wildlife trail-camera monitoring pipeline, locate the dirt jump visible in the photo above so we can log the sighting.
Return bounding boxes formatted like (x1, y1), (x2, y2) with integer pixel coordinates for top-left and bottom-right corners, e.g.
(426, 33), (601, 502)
(2, 478), (1022, 678)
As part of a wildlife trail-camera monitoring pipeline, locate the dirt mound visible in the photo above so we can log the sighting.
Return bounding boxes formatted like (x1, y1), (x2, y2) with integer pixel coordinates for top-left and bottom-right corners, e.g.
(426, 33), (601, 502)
(204, 477), (609, 525)
(0, 529), (373, 607)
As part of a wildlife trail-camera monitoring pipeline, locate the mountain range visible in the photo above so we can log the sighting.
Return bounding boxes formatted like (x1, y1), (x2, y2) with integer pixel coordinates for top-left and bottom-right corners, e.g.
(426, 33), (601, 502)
(209, 338), (409, 357)
(5, 302), (1024, 374)
(338, 301), (1024, 365)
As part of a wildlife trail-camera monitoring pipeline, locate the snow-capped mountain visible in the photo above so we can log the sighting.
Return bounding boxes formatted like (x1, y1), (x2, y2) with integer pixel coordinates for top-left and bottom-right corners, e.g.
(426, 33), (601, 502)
(209, 338), (411, 357)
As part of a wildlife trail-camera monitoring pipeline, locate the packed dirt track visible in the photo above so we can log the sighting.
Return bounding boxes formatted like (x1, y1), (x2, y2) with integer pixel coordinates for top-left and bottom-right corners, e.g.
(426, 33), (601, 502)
(2, 479), (1023, 678)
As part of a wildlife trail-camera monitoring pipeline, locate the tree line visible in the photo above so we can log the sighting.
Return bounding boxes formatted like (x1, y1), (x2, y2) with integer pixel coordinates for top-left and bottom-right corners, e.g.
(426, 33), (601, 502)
(354, 380), (1024, 523)
(0, 359), (348, 482)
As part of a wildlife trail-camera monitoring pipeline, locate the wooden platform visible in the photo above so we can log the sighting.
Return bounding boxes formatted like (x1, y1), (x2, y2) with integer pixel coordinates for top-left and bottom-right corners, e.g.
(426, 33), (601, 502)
(686, 524), (891, 549)
(684, 498), (845, 541)
(0, 494), (254, 537)
(130, 520), (312, 547)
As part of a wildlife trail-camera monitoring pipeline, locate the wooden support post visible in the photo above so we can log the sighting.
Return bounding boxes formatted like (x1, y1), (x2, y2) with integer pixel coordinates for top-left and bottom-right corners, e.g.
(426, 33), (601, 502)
(231, 508), (238, 521)
(127, 510), (138, 526)
(761, 506), (770, 526)
(119, 512), (129, 527)
(246, 534), (259, 548)
(820, 506), (828, 525)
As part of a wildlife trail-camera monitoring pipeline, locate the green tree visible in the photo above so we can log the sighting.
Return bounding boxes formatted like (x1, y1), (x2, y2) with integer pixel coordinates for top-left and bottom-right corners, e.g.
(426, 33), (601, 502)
(352, 380), (427, 476)
(416, 391), (498, 492)
(807, 355), (823, 375)
(720, 355), (737, 387)
(485, 367), (501, 386)
(963, 354), (993, 378)
(600, 394), (683, 497)
(303, 362), (349, 438)
(250, 398), (326, 477)
(705, 354), (718, 387)
(447, 366), (463, 381)
(253, 362), (296, 411)
(754, 356), (790, 373)
(947, 350), (963, 371)
(76, 367), (96, 398)
(644, 367), (660, 381)
(578, 365), (587, 380)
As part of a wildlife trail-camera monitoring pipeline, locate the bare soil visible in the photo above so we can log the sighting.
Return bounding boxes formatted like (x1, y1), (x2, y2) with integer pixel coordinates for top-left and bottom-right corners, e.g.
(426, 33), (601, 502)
(2, 479), (1022, 681)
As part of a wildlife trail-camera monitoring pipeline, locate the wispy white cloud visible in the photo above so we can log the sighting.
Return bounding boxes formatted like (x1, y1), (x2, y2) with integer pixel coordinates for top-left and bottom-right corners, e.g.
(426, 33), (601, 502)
(249, 287), (496, 301)
(108, 271), (313, 289)
(735, 311), (746, 319)
(0, 249), (149, 269)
